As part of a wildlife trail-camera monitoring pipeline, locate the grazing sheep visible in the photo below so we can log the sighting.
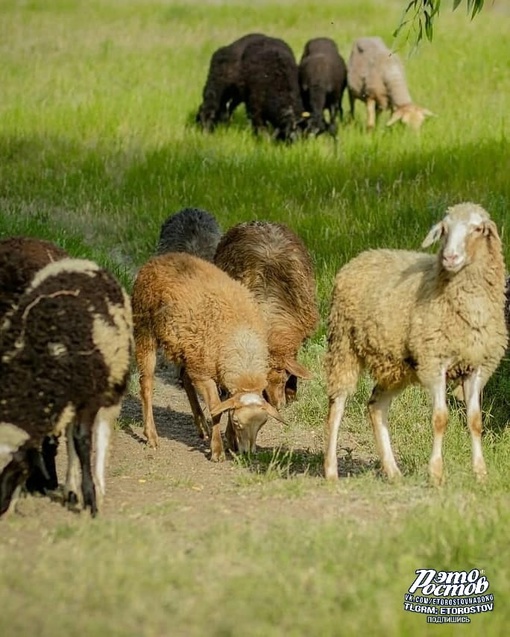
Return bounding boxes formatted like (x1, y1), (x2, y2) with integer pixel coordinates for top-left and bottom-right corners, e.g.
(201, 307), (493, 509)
(324, 203), (507, 485)
(132, 252), (283, 459)
(214, 221), (320, 409)
(195, 33), (266, 131)
(0, 236), (69, 494)
(156, 207), (222, 262)
(347, 36), (433, 130)
(298, 37), (347, 136)
(240, 37), (309, 142)
(0, 258), (133, 516)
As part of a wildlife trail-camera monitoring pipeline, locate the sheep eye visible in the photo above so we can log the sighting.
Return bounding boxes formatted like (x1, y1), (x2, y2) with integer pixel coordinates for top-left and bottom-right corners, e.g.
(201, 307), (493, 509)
(474, 225), (484, 234)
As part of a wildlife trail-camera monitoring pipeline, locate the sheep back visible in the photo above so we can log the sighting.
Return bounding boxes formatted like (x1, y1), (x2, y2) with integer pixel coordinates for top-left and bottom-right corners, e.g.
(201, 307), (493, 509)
(240, 38), (305, 141)
(0, 258), (133, 445)
(347, 36), (412, 110)
(156, 207), (222, 262)
(132, 252), (269, 394)
(0, 236), (68, 319)
(196, 33), (266, 130)
(214, 221), (319, 371)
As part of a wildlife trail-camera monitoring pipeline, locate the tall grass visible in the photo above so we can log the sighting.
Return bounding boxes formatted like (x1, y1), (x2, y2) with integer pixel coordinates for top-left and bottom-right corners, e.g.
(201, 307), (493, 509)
(0, 1), (509, 635)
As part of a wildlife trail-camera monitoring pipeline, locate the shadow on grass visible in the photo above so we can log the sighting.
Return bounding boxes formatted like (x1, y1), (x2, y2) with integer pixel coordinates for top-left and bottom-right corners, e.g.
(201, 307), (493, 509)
(232, 445), (376, 479)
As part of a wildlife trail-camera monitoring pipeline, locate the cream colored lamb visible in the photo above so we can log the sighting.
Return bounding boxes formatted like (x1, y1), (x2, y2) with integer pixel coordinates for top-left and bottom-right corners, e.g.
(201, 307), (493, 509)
(347, 36), (433, 130)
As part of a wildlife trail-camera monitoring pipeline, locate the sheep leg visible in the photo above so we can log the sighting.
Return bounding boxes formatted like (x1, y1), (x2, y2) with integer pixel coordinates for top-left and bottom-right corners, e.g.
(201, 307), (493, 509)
(73, 411), (97, 517)
(348, 89), (355, 120)
(366, 98), (377, 130)
(193, 379), (224, 462)
(324, 394), (348, 480)
(427, 376), (449, 486)
(137, 335), (159, 448)
(463, 371), (487, 482)
(93, 404), (119, 500)
(64, 421), (81, 507)
(0, 450), (29, 517)
(181, 370), (211, 441)
(368, 386), (403, 480)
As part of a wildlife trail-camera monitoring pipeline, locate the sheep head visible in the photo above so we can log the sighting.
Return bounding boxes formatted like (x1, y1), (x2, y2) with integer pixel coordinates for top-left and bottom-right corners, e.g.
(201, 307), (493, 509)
(422, 203), (500, 274)
(210, 392), (287, 454)
(386, 104), (435, 130)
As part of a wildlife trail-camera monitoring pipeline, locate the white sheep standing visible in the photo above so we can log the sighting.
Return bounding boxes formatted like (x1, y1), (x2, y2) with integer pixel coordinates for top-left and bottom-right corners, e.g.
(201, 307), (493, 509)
(0, 258), (133, 516)
(324, 203), (507, 484)
(347, 36), (433, 130)
(131, 252), (284, 460)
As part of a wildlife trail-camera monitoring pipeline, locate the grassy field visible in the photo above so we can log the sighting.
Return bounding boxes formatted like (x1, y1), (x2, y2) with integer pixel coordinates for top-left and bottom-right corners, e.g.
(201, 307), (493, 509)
(1, 1), (509, 635)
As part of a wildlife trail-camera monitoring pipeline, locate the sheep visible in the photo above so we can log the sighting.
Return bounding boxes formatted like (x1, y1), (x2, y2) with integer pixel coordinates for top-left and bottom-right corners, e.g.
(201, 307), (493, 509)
(298, 37), (347, 136)
(214, 221), (320, 409)
(0, 258), (133, 516)
(0, 236), (69, 494)
(195, 33), (266, 131)
(240, 37), (309, 142)
(324, 203), (507, 485)
(131, 252), (284, 460)
(347, 36), (433, 130)
(156, 207), (222, 262)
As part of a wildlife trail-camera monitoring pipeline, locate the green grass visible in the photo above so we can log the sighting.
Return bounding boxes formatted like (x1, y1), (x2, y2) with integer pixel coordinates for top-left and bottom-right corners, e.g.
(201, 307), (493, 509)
(0, 1), (509, 635)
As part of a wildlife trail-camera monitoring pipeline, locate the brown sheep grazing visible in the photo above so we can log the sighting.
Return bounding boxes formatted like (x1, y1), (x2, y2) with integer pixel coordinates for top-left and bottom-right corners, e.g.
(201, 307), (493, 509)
(240, 37), (309, 142)
(298, 37), (348, 136)
(195, 33), (266, 131)
(131, 252), (284, 460)
(214, 221), (319, 409)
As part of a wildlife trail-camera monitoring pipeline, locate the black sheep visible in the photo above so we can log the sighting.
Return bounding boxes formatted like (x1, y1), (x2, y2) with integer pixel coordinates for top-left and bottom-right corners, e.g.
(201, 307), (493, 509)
(195, 33), (266, 131)
(0, 259), (133, 517)
(298, 37), (347, 136)
(157, 207), (222, 262)
(241, 37), (308, 142)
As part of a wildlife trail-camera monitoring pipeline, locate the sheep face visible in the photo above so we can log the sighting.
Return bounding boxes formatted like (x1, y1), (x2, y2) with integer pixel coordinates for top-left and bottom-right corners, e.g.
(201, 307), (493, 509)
(211, 391), (285, 454)
(266, 358), (314, 409)
(227, 403), (269, 454)
(386, 104), (434, 130)
(422, 204), (499, 274)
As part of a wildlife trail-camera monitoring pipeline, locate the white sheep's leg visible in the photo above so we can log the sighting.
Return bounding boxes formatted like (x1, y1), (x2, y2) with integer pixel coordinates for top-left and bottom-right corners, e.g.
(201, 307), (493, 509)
(368, 386), (403, 480)
(93, 404), (119, 500)
(136, 336), (159, 448)
(193, 379), (224, 462)
(181, 369), (211, 441)
(463, 371), (487, 482)
(64, 421), (81, 506)
(427, 375), (449, 486)
(366, 98), (377, 130)
(324, 394), (347, 480)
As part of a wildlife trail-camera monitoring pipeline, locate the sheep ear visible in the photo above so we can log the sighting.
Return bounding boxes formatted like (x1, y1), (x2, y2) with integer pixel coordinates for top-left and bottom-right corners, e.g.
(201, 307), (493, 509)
(482, 220), (499, 238)
(386, 110), (403, 127)
(422, 222), (444, 248)
(285, 358), (313, 380)
(262, 401), (290, 426)
(209, 397), (237, 417)
(422, 108), (436, 118)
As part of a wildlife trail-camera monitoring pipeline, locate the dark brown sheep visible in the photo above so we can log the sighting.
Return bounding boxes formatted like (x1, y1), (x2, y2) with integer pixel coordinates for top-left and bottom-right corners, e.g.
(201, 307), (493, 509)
(240, 37), (308, 142)
(195, 33), (266, 131)
(0, 259), (133, 517)
(0, 236), (68, 494)
(214, 221), (319, 409)
(298, 37), (347, 136)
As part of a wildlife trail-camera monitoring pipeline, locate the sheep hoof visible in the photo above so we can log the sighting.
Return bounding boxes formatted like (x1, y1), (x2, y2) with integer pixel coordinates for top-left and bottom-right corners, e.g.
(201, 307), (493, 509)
(65, 491), (79, 507)
(211, 450), (226, 463)
(474, 466), (488, 483)
(324, 464), (339, 481)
